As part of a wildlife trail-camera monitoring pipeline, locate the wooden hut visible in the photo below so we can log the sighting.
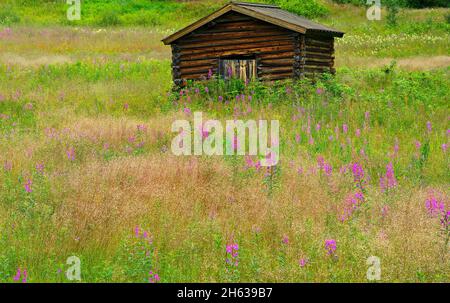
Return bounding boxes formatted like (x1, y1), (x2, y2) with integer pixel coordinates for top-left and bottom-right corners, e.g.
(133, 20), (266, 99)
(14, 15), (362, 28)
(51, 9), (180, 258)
(162, 1), (344, 86)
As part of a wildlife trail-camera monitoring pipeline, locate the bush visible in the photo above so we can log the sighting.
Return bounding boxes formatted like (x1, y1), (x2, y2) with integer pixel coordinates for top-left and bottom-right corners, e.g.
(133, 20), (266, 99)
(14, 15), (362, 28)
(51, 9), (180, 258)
(270, 0), (329, 18)
(97, 10), (121, 27)
(0, 8), (20, 25)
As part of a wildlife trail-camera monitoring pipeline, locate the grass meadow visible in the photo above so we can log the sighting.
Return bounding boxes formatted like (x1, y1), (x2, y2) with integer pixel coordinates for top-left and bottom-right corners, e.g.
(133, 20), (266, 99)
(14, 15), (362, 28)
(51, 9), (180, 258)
(0, 1), (449, 282)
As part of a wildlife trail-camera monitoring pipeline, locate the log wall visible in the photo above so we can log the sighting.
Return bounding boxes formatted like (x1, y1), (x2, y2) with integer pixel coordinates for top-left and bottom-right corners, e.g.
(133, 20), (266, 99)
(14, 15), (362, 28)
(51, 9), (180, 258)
(170, 12), (336, 85)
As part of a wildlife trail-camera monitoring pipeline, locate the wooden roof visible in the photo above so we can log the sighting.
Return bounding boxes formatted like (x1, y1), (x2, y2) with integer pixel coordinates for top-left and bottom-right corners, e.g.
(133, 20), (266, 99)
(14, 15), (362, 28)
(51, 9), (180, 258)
(162, 1), (344, 45)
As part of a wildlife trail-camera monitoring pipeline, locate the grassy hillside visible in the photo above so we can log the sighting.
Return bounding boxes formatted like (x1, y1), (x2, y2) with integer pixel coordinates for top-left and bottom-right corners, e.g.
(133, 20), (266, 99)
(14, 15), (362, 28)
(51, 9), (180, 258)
(0, 1), (449, 283)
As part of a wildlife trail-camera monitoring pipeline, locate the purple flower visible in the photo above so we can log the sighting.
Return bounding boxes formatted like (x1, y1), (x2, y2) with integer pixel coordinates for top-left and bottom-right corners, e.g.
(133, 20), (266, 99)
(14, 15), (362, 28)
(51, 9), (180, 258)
(316, 88), (324, 95)
(324, 239), (337, 256)
(66, 147), (75, 161)
(342, 124), (348, 134)
(442, 143), (448, 153)
(425, 194), (445, 217)
(148, 271), (160, 283)
(35, 163), (44, 174)
(24, 179), (32, 193)
(380, 162), (397, 192)
(351, 163), (364, 184)
(441, 211), (450, 228)
(426, 121), (432, 133)
(218, 96), (223, 102)
(355, 129), (361, 137)
(299, 258), (308, 267)
(282, 235), (289, 245)
(183, 107), (191, 116)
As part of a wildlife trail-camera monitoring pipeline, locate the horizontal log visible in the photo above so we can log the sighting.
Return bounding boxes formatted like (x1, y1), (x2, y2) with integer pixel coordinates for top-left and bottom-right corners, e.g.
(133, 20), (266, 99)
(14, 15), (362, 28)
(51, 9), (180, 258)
(305, 38), (333, 47)
(178, 36), (293, 50)
(180, 45), (294, 61)
(305, 51), (334, 59)
(258, 66), (293, 74)
(259, 58), (294, 66)
(180, 40), (293, 56)
(260, 72), (293, 81)
(259, 51), (295, 60)
(180, 30), (293, 43)
(305, 60), (332, 67)
(179, 59), (217, 68)
(180, 66), (215, 75)
(305, 46), (333, 53)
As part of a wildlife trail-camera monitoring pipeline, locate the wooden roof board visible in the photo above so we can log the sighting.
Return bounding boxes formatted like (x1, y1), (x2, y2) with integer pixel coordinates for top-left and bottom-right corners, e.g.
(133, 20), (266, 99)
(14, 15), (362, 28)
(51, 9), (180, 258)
(162, 2), (344, 45)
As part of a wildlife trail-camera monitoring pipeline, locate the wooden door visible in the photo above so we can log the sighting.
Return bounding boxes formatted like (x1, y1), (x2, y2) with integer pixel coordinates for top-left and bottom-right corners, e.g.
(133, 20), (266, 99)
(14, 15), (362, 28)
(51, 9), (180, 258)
(219, 58), (257, 81)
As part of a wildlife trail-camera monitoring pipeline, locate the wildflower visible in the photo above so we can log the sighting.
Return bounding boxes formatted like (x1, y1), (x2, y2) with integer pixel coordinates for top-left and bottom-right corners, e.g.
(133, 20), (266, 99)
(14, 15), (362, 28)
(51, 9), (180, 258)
(425, 194), (445, 217)
(204, 87), (209, 94)
(35, 163), (44, 174)
(340, 191), (365, 222)
(323, 163), (332, 176)
(24, 103), (33, 110)
(299, 258), (308, 267)
(218, 96), (223, 102)
(441, 211), (450, 228)
(414, 140), (421, 150)
(324, 239), (337, 256)
(442, 143), (448, 153)
(183, 107), (191, 115)
(66, 148), (75, 161)
(148, 271), (160, 283)
(24, 179), (32, 193)
(342, 124), (348, 134)
(282, 235), (289, 245)
(137, 124), (147, 132)
(13, 268), (27, 283)
(355, 129), (361, 137)
(295, 133), (301, 143)
(426, 121), (432, 133)
(226, 243), (239, 267)
(380, 162), (397, 192)
(316, 123), (321, 131)
(351, 163), (364, 184)
(316, 88), (324, 95)
(123, 103), (129, 110)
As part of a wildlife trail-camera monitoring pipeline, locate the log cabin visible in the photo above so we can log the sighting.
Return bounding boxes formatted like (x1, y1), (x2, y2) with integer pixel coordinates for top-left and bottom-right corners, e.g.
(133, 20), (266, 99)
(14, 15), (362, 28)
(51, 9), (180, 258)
(162, 1), (344, 86)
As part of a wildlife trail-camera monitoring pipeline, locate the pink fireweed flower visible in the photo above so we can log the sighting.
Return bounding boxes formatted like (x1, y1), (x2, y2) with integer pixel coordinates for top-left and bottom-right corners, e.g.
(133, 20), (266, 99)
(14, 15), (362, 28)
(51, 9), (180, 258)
(35, 163), (44, 174)
(340, 191), (364, 222)
(137, 124), (147, 132)
(316, 88), (324, 95)
(323, 163), (332, 176)
(324, 239), (337, 256)
(351, 162), (365, 187)
(282, 235), (289, 245)
(134, 226), (140, 237)
(299, 258), (308, 267)
(226, 243), (239, 267)
(204, 87), (209, 93)
(414, 140), (421, 150)
(24, 179), (32, 193)
(295, 133), (301, 143)
(13, 268), (27, 283)
(442, 143), (448, 153)
(123, 103), (129, 110)
(66, 148), (75, 161)
(425, 194), (445, 217)
(355, 129), (361, 137)
(342, 124), (348, 134)
(148, 271), (160, 283)
(381, 205), (389, 217)
(316, 123), (321, 131)
(380, 162), (397, 192)
(183, 107), (191, 116)
(426, 121), (432, 133)
(441, 211), (450, 228)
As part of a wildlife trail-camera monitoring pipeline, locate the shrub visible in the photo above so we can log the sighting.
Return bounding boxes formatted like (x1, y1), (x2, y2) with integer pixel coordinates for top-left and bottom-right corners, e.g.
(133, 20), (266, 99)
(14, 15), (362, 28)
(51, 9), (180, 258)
(97, 10), (121, 27)
(0, 8), (20, 25)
